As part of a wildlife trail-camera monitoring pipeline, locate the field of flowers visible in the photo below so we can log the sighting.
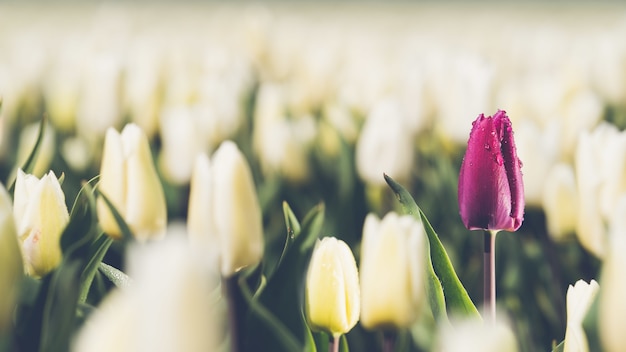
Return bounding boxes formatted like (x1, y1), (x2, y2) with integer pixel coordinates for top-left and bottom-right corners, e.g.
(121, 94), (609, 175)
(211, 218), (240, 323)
(1, 2), (626, 351)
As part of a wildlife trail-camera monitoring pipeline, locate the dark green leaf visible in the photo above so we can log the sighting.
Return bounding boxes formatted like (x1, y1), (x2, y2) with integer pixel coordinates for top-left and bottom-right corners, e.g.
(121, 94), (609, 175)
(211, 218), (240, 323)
(384, 174), (480, 319)
(245, 203), (325, 351)
(61, 178), (99, 258)
(78, 235), (114, 304)
(551, 340), (564, 352)
(40, 260), (82, 352)
(339, 334), (349, 352)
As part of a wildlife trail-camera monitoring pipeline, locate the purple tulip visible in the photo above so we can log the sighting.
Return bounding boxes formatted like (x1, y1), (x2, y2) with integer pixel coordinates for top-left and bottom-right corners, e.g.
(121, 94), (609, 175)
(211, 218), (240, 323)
(458, 110), (524, 232)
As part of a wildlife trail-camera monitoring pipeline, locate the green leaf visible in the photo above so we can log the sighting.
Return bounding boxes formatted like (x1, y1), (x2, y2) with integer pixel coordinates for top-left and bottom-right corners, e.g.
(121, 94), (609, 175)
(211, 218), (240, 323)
(8, 115), (47, 193)
(39, 260), (82, 352)
(384, 174), (480, 319)
(245, 203), (325, 351)
(339, 335), (349, 352)
(94, 187), (134, 243)
(274, 201), (301, 274)
(78, 235), (114, 304)
(61, 178), (99, 258)
(239, 276), (301, 352)
(98, 262), (132, 288)
(302, 312), (318, 352)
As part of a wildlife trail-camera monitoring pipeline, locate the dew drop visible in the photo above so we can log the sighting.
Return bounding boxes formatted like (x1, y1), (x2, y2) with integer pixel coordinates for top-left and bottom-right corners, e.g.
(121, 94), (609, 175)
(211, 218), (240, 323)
(484, 143), (490, 150)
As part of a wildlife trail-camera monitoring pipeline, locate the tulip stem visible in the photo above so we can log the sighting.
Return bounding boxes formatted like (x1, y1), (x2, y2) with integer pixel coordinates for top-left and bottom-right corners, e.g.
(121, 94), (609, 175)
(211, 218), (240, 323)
(382, 331), (396, 352)
(329, 335), (340, 352)
(484, 230), (497, 323)
(224, 275), (244, 352)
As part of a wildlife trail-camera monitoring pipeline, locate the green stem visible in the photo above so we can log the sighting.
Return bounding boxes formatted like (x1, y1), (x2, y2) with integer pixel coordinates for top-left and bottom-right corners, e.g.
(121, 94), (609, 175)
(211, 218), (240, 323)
(484, 230), (497, 323)
(224, 275), (244, 352)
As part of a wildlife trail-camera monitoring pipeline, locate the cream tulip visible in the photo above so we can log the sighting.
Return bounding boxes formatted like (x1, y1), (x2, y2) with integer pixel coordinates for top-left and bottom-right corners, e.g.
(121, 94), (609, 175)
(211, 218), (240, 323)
(542, 163), (578, 241)
(187, 141), (264, 277)
(436, 317), (518, 352)
(0, 184), (23, 333)
(97, 123), (167, 241)
(359, 212), (425, 330)
(13, 170), (69, 277)
(563, 279), (599, 352)
(305, 237), (360, 337)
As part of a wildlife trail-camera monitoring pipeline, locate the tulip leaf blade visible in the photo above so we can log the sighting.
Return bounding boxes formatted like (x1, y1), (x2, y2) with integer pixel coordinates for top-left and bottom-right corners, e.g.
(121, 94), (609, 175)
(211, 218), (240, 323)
(77, 234), (114, 304)
(39, 259), (82, 352)
(7, 115), (47, 194)
(98, 262), (132, 289)
(384, 174), (480, 319)
(275, 201), (301, 273)
(582, 288), (600, 352)
(339, 335), (349, 352)
(238, 275), (302, 352)
(60, 177), (99, 258)
(245, 203), (324, 351)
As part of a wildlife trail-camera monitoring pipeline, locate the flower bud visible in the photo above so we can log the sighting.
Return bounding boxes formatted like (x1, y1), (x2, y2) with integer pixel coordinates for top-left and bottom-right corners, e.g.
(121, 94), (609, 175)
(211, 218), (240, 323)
(359, 212), (425, 330)
(458, 110), (525, 232)
(436, 317), (518, 352)
(563, 279), (599, 352)
(305, 237), (360, 337)
(0, 184), (23, 333)
(542, 163), (578, 241)
(97, 123), (167, 241)
(187, 141), (264, 277)
(13, 169), (69, 277)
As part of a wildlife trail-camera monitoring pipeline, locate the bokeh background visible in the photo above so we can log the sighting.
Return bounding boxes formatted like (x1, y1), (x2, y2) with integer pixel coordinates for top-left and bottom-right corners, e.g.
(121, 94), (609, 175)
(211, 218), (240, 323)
(2, 1), (625, 350)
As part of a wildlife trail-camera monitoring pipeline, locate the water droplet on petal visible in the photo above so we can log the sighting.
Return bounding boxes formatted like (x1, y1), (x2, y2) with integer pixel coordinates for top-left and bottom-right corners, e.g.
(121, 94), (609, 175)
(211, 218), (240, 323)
(484, 143), (490, 150)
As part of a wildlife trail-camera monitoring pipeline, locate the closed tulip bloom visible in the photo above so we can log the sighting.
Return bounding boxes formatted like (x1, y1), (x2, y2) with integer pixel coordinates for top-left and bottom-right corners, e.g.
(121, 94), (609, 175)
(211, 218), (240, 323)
(306, 237), (360, 337)
(563, 279), (599, 352)
(0, 184), (23, 333)
(97, 124), (167, 241)
(13, 170), (69, 277)
(360, 212), (425, 330)
(458, 110), (524, 232)
(187, 141), (264, 277)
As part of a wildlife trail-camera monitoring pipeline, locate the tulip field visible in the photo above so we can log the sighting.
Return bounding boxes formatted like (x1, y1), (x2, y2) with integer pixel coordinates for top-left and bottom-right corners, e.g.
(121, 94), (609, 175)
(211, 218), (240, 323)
(1, 2), (626, 352)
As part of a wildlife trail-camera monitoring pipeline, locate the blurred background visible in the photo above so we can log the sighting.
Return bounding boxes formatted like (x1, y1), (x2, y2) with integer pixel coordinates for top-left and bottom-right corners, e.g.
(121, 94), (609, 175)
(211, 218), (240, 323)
(1, 1), (625, 350)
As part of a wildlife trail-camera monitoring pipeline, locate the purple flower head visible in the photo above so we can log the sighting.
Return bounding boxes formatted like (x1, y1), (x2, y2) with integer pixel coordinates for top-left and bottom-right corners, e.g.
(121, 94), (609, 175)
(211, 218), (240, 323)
(458, 110), (525, 232)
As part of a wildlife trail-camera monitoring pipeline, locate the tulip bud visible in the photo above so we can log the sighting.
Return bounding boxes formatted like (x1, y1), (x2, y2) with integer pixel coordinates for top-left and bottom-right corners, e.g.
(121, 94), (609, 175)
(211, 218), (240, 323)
(458, 110), (525, 232)
(0, 184), (23, 333)
(97, 123), (167, 241)
(13, 169), (69, 277)
(359, 212), (425, 330)
(436, 317), (518, 352)
(563, 279), (599, 352)
(305, 237), (360, 337)
(187, 141), (264, 277)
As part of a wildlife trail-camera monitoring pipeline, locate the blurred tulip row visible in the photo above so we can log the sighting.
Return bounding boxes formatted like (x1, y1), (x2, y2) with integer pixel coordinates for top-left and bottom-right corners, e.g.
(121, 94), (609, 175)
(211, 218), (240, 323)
(1, 2), (626, 352)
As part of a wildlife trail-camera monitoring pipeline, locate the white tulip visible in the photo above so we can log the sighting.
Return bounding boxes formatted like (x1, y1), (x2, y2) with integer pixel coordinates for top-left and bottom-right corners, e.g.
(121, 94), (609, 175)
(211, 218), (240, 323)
(436, 317), (518, 352)
(543, 163), (578, 241)
(13, 170), (69, 277)
(187, 141), (264, 277)
(97, 123), (167, 241)
(355, 98), (414, 185)
(360, 212), (425, 329)
(72, 236), (222, 352)
(306, 237), (360, 337)
(563, 280), (599, 352)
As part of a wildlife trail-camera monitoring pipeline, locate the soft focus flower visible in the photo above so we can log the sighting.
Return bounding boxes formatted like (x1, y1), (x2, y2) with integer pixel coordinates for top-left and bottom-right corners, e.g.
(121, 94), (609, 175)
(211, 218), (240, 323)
(575, 123), (626, 258)
(13, 169), (69, 277)
(599, 196), (626, 352)
(187, 141), (264, 277)
(458, 110), (525, 232)
(97, 123), (167, 241)
(436, 317), (518, 352)
(355, 98), (415, 186)
(563, 279), (599, 352)
(0, 184), (23, 334)
(543, 163), (578, 241)
(72, 235), (223, 352)
(359, 212), (425, 330)
(306, 237), (360, 337)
